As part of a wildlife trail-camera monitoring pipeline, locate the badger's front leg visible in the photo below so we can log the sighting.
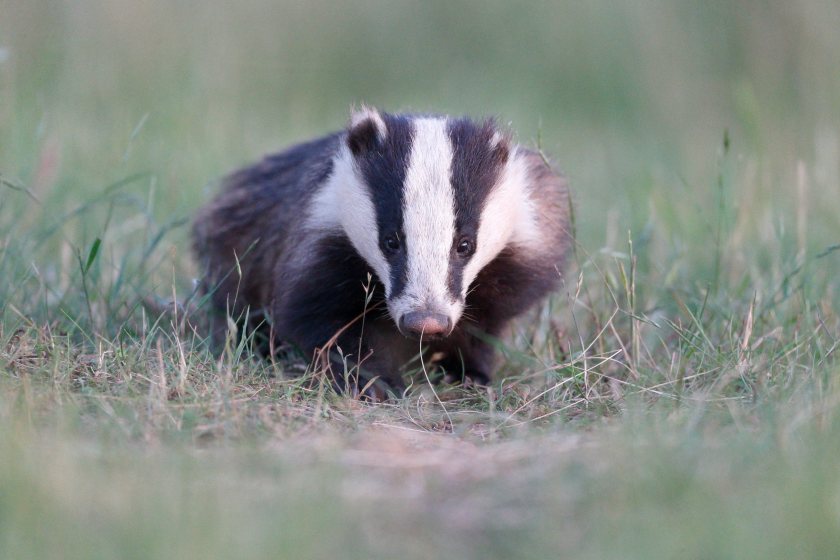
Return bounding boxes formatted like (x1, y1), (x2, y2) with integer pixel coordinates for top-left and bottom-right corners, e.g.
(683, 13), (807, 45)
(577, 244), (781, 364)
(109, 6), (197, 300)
(279, 301), (417, 397)
(314, 322), (414, 399)
(430, 326), (499, 386)
(279, 299), (414, 397)
(271, 236), (415, 397)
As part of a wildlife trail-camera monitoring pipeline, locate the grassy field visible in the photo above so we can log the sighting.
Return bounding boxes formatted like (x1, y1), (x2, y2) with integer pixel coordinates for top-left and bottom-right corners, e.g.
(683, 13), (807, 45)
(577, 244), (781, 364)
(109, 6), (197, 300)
(1, 1), (840, 558)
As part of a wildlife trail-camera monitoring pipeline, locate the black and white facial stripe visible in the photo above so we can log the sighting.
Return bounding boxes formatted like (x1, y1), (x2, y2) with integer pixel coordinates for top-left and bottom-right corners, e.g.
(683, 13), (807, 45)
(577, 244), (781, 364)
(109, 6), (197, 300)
(307, 108), (540, 338)
(446, 117), (511, 301)
(348, 112), (413, 301)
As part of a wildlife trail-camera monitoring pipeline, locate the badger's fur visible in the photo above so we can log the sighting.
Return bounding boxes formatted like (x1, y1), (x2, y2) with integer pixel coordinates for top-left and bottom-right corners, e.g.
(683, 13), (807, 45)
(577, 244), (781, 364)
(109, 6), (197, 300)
(193, 108), (571, 395)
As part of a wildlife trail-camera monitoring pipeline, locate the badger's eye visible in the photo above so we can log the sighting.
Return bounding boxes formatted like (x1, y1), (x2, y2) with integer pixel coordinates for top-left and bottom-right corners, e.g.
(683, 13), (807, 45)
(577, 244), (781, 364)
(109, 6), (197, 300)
(456, 236), (475, 258)
(382, 233), (401, 255)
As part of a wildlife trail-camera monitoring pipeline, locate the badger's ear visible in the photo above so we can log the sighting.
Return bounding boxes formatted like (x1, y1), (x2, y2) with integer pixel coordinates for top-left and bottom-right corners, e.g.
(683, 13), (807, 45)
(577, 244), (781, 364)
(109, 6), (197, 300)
(488, 128), (511, 165)
(347, 106), (387, 156)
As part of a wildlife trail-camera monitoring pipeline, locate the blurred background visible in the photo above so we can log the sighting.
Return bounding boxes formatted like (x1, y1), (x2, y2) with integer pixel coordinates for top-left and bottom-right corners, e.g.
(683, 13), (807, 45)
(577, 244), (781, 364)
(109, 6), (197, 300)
(1, 0), (838, 312)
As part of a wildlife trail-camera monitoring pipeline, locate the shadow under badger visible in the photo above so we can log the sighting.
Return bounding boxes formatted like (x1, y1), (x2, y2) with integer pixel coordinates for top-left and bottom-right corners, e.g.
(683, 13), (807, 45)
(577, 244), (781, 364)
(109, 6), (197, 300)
(193, 108), (571, 395)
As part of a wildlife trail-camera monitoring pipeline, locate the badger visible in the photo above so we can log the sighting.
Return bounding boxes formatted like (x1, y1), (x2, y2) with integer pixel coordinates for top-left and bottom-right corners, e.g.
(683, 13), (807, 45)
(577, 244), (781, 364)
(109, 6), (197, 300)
(193, 107), (571, 396)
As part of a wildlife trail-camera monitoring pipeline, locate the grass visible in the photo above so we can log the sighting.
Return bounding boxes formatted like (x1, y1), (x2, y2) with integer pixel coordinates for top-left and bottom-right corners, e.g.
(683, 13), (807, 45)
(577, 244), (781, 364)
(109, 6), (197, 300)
(2, 1), (840, 558)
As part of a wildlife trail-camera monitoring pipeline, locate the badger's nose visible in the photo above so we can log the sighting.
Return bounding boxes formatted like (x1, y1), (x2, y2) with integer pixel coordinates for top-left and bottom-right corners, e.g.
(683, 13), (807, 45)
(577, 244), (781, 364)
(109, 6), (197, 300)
(399, 312), (451, 339)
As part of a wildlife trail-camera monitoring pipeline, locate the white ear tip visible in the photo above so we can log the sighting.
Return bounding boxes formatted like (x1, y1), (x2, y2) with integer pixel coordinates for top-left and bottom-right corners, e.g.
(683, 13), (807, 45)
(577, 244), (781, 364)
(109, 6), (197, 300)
(490, 131), (503, 147)
(490, 130), (511, 150)
(350, 106), (387, 141)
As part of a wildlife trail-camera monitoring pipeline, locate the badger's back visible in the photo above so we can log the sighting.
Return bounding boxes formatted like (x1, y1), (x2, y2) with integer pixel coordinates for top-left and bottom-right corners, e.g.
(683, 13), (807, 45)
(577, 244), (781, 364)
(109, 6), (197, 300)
(192, 133), (341, 317)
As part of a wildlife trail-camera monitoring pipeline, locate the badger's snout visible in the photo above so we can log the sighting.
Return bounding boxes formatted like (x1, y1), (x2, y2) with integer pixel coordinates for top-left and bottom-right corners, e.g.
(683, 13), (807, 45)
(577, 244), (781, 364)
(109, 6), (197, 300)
(398, 311), (452, 339)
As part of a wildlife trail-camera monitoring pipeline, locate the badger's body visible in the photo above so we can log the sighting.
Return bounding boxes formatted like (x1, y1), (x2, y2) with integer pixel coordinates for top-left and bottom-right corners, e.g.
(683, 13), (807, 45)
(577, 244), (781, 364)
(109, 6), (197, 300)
(193, 108), (571, 395)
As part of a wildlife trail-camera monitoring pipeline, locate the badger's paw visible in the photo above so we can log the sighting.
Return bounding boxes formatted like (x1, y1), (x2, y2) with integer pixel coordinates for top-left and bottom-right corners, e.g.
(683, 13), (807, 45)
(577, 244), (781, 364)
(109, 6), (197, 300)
(442, 369), (491, 387)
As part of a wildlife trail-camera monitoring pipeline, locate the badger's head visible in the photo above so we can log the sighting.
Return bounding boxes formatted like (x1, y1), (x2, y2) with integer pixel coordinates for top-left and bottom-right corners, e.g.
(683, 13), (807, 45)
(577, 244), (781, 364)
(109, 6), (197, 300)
(312, 108), (538, 339)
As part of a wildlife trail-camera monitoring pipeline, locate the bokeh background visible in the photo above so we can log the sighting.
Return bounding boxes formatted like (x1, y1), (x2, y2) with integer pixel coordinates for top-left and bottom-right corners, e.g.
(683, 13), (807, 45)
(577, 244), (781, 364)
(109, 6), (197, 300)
(3, 1), (839, 288)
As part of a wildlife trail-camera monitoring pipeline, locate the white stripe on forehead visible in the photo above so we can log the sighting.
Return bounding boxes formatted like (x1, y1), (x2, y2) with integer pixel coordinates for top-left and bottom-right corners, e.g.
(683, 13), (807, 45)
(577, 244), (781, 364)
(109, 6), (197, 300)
(400, 118), (456, 305)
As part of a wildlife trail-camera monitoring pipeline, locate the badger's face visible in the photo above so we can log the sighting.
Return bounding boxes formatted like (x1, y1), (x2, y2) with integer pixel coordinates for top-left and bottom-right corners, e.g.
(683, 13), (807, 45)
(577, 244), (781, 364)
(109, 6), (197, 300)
(316, 108), (535, 339)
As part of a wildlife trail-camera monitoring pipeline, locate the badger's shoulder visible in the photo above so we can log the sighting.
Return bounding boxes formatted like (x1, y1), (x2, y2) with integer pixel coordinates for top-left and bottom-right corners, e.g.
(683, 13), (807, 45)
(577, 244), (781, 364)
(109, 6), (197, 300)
(513, 147), (572, 260)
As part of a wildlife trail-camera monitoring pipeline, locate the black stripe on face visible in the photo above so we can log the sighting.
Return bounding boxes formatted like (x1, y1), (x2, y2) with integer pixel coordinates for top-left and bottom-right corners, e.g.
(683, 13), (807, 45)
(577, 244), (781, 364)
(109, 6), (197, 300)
(446, 118), (509, 300)
(351, 112), (414, 298)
